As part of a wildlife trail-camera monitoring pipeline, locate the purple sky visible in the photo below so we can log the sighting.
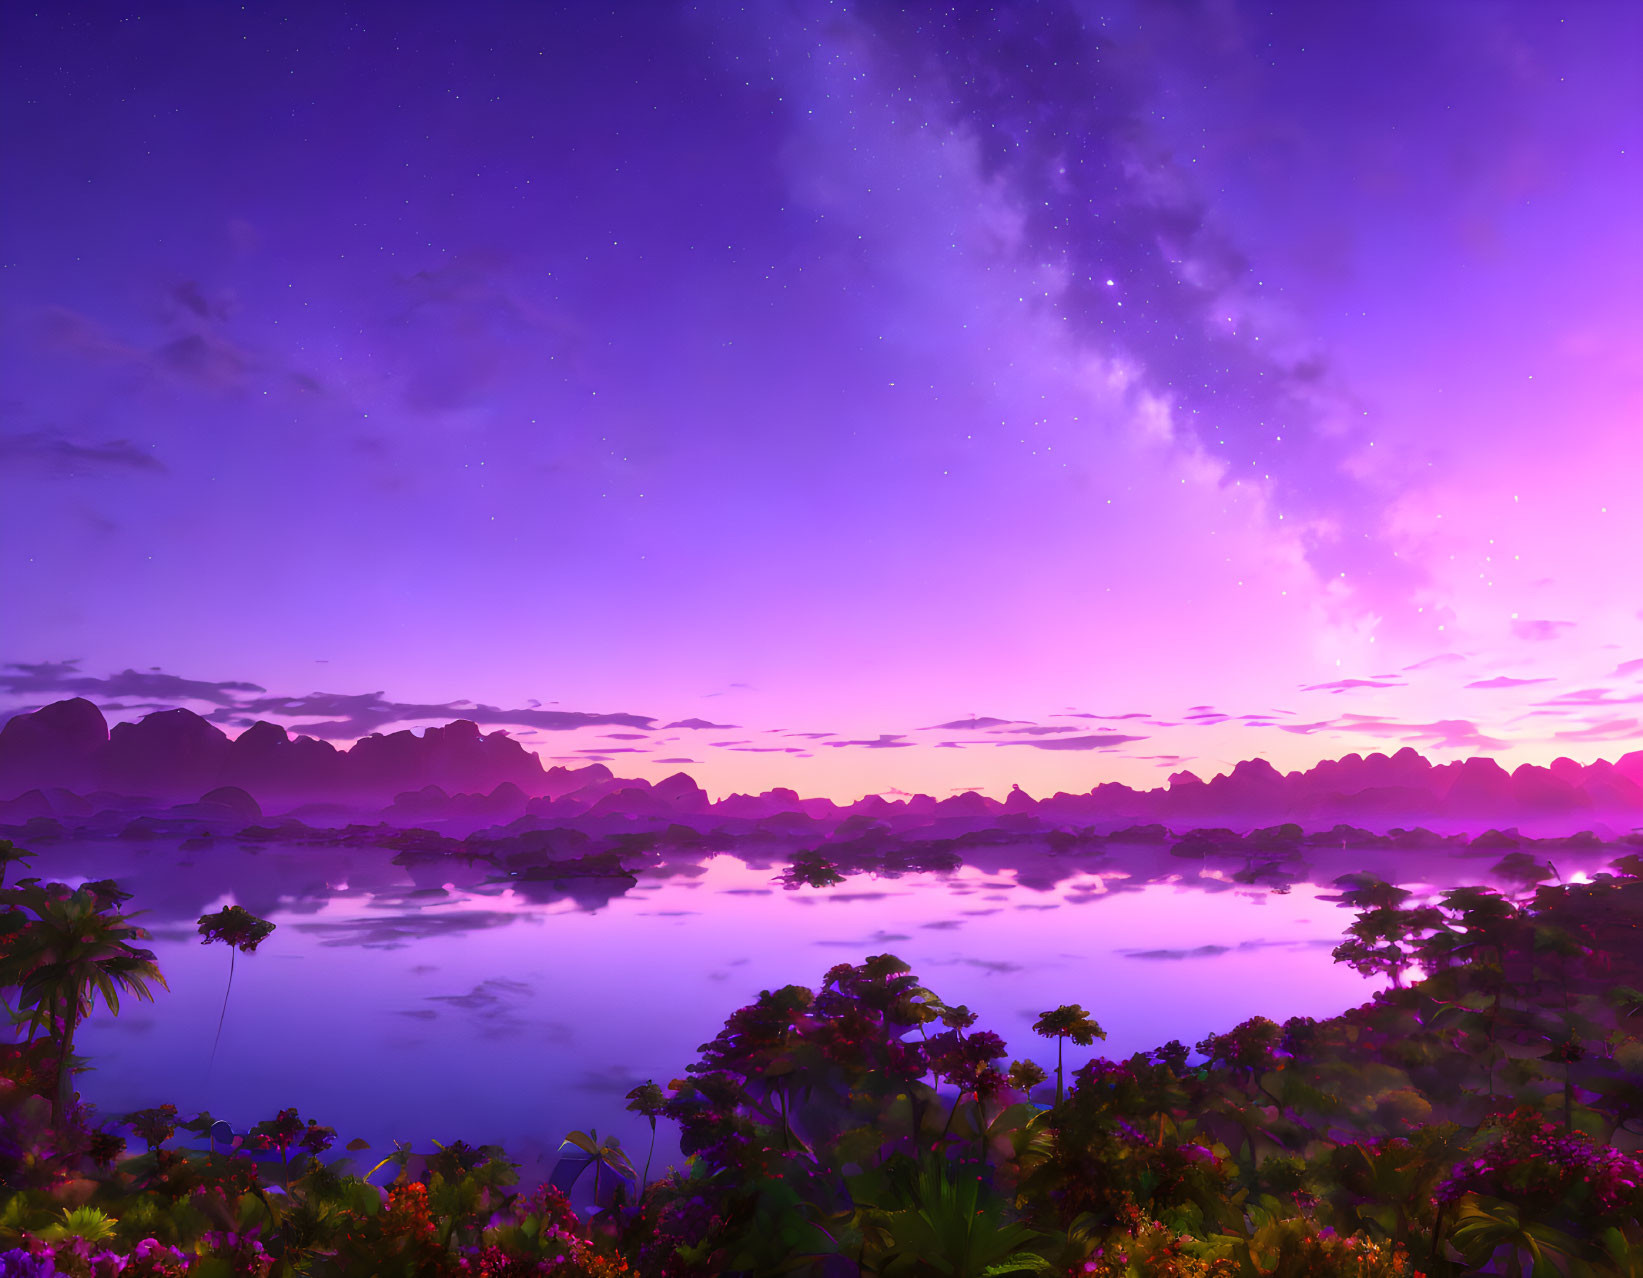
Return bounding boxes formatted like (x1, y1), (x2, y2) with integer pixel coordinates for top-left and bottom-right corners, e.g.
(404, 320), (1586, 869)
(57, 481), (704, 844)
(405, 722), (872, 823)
(3, 1), (1641, 801)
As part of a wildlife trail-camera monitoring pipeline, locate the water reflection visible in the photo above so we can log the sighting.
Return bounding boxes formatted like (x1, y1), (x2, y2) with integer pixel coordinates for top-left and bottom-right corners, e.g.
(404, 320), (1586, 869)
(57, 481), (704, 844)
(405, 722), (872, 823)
(23, 829), (1624, 1189)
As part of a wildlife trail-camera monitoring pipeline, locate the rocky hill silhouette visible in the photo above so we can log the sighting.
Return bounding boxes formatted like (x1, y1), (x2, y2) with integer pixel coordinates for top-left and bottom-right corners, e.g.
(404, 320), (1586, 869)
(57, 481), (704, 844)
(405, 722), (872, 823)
(2, 698), (1642, 836)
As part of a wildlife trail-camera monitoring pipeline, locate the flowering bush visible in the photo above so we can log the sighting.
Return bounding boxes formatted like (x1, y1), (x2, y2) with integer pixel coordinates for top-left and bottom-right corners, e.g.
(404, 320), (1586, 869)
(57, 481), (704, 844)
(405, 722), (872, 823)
(0, 1236), (191, 1277)
(195, 1229), (273, 1277)
(1433, 1106), (1643, 1229)
(125, 1238), (192, 1276)
(124, 1106), (180, 1155)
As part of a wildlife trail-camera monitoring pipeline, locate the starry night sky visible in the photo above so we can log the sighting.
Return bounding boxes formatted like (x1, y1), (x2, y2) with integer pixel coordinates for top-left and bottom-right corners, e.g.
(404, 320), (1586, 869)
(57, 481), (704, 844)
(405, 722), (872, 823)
(3, 1), (1641, 801)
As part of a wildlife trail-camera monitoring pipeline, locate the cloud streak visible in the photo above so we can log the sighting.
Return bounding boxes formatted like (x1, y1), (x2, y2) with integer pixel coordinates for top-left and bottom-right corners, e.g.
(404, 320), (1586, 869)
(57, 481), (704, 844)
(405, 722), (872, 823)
(0, 661), (652, 738)
(223, 691), (655, 739)
(0, 660), (261, 706)
(0, 430), (166, 476)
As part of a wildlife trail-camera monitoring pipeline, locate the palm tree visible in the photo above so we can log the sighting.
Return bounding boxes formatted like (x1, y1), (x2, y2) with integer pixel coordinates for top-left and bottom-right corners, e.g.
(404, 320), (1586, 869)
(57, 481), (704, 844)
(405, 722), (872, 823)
(0, 839), (34, 887)
(1032, 1004), (1105, 1107)
(196, 904), (275, 1079)
(2, 882), (167, 1125)
(0, 853), (34, 1031)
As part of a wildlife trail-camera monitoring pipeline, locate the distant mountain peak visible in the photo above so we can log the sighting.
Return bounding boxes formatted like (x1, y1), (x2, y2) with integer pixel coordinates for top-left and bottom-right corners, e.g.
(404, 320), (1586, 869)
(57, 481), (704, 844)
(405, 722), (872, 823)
(2, 698), (1641, 831)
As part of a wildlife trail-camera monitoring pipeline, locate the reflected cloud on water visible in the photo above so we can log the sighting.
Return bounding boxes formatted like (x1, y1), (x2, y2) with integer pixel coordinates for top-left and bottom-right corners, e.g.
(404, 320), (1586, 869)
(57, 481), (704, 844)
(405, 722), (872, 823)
(289, 908), (520, 949)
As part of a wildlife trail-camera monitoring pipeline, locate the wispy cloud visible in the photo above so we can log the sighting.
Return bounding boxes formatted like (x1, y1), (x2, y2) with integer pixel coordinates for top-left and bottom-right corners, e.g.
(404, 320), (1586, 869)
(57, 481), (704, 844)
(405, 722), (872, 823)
(223, 690), (655, 738)
(1301, 678), (1406, 693)
(1403, 653), (1466, 671)
(989, 732), (1147, 751)
(1330, 714), (1507, 752)
(0, 660), (654, 739)
(1511, 619), (1575, 642)
(0, 660), (261, 705)
(1550, 718), (1641, 742)
(0, 430), (166, 476)
(1533, 688), (1643, 709)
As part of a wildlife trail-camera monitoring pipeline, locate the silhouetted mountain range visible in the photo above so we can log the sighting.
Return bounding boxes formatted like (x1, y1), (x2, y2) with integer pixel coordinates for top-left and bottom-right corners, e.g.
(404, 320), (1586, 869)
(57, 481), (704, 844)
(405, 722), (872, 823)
(2, 698), (1642, 836)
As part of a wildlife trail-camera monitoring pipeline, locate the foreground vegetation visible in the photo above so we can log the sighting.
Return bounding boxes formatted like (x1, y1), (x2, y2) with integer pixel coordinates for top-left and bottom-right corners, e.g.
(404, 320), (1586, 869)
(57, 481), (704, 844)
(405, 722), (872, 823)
(0, 837), (1640, 1276)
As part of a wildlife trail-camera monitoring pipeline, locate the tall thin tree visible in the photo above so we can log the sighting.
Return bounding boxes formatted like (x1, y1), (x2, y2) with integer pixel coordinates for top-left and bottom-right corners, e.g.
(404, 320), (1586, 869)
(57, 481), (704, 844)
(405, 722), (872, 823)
(196, 904), (276, 1081)
(624, 1080), (666, 1193)
(1031, 1004), (1105, 1107)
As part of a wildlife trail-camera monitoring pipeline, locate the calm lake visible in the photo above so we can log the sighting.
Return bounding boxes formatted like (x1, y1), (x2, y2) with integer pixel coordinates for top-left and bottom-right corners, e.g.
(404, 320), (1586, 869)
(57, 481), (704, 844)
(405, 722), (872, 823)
(35, 834), (1610, 1188)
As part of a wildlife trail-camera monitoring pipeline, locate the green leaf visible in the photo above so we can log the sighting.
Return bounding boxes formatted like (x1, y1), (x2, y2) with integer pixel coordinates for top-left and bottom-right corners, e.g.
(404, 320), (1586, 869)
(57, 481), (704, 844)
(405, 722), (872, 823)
(981, 1253), (1055, 1275)
(561, 1129), (598, 1154)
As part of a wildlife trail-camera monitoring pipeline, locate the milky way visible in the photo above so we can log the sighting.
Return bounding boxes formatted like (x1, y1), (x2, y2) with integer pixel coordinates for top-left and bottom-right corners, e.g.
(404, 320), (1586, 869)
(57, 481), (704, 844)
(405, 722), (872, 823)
(3, 1), (1639, 800)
